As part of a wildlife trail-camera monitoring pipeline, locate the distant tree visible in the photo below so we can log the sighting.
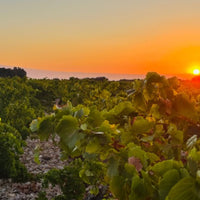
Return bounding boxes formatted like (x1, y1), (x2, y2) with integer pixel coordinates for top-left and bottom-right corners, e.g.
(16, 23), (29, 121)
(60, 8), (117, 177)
(13, 67), (26, 78)
(0, 67), (26, 78)
(0, 68), (10, 77)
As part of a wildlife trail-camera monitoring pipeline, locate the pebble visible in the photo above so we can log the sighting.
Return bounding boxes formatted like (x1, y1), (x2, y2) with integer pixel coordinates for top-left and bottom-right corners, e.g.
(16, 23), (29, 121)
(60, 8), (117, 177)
(0, 135), (67, 200)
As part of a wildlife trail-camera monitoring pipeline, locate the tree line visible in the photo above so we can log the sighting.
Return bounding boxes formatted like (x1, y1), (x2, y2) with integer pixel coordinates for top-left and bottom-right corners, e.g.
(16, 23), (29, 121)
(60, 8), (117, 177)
(0, 67), (26, 78)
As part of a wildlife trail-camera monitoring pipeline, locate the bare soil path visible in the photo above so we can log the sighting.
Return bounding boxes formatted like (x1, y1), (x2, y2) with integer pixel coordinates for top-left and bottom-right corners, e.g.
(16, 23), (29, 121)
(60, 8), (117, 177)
(0, 136), (68, 200)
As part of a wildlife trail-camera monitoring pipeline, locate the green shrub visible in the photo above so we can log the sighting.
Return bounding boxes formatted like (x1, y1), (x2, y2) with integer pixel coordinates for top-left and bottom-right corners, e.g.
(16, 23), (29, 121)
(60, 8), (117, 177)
(0, 122), (29, 181)
(42, 160), (85, 200)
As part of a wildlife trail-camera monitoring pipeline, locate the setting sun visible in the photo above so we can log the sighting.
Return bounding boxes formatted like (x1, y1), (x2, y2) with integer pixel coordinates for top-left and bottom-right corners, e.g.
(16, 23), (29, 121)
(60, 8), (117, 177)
(193, 69), (200, 75)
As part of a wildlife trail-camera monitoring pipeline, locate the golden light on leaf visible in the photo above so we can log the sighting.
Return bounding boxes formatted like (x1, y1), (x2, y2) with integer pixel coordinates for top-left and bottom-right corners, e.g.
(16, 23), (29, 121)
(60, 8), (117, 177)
(193, 69), (200, 75)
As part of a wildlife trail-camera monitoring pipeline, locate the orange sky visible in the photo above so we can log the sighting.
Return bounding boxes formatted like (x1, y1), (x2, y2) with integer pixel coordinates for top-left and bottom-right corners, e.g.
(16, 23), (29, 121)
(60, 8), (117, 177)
(1, 1), (200, 76)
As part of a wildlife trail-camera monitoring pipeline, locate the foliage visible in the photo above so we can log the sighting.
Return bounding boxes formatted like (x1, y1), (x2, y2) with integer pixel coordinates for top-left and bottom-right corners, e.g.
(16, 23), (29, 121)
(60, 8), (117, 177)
(2, 72), (200, 198)
(0, 122), (29, 181)
(0, 76), (43, 139)
(31, 72), (200, 199)
(0, 67), (26, 78)
(42, 159), (85, 200)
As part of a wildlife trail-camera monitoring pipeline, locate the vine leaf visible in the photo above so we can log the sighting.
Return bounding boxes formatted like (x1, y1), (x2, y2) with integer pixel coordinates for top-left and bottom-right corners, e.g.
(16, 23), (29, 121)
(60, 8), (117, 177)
(166, 177), (200, 200)
(159, 169), (181, 200)
(130, 116), (154, 135)
(56, 115), (81, 150)
(129, 174), (151, 200)
(151, 160), (182, 177)
(173, 94), (198, 121)
(30, 119), (39, 132)
(107, 157), (119, 177)
(38, 116), (54, 141)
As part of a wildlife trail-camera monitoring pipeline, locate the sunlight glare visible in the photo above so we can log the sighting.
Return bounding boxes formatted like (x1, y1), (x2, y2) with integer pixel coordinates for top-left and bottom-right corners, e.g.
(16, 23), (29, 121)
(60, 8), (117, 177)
(193, 69), (200, 75)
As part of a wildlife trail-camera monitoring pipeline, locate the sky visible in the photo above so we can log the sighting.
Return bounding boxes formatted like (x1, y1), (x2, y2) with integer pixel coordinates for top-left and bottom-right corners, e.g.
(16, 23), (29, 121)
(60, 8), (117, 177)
(1, 0), (200, 76)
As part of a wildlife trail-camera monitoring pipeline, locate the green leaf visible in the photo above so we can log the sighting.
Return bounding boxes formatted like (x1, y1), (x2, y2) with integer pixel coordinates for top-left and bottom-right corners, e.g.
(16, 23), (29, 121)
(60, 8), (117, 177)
(30, 119), (39, 132)
(141, 135), (154, 142)
(107, 157), (119, 177)
(98, 120), (118, 135)
(79, 161), (105, 185)
(172, 130), (183, 145)
(34, 145), (40, 164)
(187, 148), (200, 176)
(87, 106), (104, 128)
(89, 185), (99, 195)
(80, 123), (87, 130)
(74, 108), (84, 118)
(108, 101), (135, 116)
(146, 72), (164, 83)
(167, 177), (200, 200)
(54, 107), (72, 121)
(85, 138), (101, 154)
(124, 163), (137, 176)
(146, 152), (160, 164)
(129, 175), (148, 200)
(173, 94), (198, 121)
(167, 124), (183, 145)
(188, 148), (200, 162)
(130, 116), (154, 135)
(60, 130), (84, 151)
(159, 169), (181, 200)
(143, 72), (165, 101)
(104, 101), (136, 125)
(180, 168), (190, 178)
(151, 160), (182, 177)
(133, 92), (147, 112)
(56, 115), (78, 137)
(110, 176), (130, 200)
(38, 116), (54, 141)
(150, 104), (161, 119)
(56, 115), (81, 150)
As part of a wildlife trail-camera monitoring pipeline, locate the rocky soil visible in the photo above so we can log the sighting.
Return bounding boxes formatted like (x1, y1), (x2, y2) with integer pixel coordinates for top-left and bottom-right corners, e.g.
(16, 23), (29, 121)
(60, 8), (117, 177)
(0, 136), (68, 200)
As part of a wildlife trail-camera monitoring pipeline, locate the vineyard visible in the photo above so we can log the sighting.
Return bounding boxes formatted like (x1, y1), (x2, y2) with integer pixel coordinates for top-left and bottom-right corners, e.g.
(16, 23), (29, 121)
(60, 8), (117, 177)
(1, 72), (200, 199)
